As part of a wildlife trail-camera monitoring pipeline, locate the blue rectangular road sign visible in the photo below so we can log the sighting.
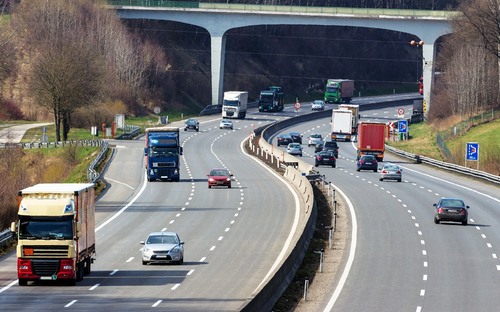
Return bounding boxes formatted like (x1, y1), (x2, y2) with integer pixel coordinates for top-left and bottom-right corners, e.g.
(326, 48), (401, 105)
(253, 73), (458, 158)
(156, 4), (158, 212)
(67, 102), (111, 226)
(398, 120), (408, 133)
(466, 142), (479, 161)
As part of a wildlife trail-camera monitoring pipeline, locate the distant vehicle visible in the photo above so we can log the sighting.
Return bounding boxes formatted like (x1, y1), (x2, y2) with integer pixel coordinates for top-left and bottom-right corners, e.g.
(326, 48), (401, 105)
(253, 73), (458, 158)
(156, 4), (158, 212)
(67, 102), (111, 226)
(222, 91), (248, 119)
(356, 155), (378, 172)
(314, 142), (324, 153)
(277, 133), (293, 146)
(184, 118), (199, 132)
(286, 143), (303, 156)
(357, 122), (386, 161)
(141, 232), (184, 265)
(289, 132), (303, 144)
(258, 86), (284, 112)
(311, 100), (325, 111)
(379, 163), (402, 182)
(308, 133), (323, 147)
(219, 119), (233, 130)
(315, 151), (336, 168)
(207, 168), (232, 188)
(324, 79), (354, 104)
(322, 140), (339, 158)
(434, 198), (469, 225)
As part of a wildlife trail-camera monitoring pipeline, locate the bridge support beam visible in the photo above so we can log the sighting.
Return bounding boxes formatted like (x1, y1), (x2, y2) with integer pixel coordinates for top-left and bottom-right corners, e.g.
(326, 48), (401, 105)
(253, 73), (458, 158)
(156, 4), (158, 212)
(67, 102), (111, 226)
(210, 32), (227, 105)
(422, 43), (435, 115)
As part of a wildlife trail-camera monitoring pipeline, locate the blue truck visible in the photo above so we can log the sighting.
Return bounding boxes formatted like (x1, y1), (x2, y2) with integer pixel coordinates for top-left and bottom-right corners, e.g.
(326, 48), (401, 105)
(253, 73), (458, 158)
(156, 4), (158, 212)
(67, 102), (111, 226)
(144, 127), (183, 182)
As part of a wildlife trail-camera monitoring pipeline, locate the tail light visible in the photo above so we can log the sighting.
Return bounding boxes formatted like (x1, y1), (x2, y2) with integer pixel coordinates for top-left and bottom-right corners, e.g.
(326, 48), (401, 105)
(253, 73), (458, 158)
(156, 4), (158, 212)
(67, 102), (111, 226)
(459, 209), (466, 215)
(396, 171), (401, 174)
(381, 170), (388, 174)
(437, 208), (445, 213)
(359, 160), (365, 164)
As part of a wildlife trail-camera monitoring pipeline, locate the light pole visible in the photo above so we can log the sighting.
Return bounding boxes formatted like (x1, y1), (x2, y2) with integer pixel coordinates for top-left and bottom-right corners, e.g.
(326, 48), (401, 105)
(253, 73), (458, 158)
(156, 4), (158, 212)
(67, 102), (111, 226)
(410, 40), (424, 94)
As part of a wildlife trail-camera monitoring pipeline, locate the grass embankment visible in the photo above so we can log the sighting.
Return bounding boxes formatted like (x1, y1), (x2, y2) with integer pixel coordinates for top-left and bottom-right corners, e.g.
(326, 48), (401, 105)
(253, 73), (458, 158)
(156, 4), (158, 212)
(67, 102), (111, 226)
(388, 117), (500, 175)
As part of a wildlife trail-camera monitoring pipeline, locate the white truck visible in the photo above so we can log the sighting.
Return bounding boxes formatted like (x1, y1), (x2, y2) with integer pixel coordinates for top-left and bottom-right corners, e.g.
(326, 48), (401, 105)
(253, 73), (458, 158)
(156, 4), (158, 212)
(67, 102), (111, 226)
(222, 91), (248, 119)
(339, 104), (360, 134)
(11, 183), (96, 286)
(331, 109), (353, 141)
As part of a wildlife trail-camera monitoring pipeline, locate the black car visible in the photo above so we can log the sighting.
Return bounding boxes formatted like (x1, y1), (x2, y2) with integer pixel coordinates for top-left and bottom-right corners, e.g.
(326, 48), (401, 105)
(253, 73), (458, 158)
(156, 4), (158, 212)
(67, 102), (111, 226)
(289, 132), (303, 144)
(322, 140), (339, 158)
(434, 198), (470, 225)
(356, 155), (378, 172)
(184, 118), (199, 132)
(277, 133), (293, 146)
(314, 142), (324, 153)
(315, 151), (336, 168)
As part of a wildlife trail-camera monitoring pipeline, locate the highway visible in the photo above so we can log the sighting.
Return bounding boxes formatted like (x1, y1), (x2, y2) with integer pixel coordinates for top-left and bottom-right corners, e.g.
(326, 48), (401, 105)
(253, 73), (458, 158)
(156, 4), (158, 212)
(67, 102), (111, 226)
(1, 95), (498, 311)
(272, 105), (500, 312)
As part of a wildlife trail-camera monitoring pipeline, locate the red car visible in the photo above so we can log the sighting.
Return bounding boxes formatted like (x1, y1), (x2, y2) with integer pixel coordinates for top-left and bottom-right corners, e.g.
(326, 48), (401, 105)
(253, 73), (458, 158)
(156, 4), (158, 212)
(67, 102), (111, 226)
(207, 168), (232, 188)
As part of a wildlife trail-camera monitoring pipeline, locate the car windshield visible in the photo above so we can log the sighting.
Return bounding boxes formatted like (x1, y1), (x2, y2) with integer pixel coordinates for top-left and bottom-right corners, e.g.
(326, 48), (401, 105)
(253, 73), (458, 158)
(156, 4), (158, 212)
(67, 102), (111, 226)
(311, 134), (321, 138)
(147, 235), (177, 244)
(314, 100), (323, 104)
(186, 119), (197, 125)
(440, 199), (465, 208)
(210, 169), (229, 176)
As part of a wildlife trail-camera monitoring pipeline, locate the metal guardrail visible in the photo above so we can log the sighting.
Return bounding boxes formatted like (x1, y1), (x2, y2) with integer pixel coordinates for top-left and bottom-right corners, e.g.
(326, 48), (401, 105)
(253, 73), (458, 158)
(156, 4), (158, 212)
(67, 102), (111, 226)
(115, 125), (141, 140)
(0, 139), (105, 149)
(88, 140), (109, 183)
(385, 145), (500, 184)
(0, 228), (12, 249)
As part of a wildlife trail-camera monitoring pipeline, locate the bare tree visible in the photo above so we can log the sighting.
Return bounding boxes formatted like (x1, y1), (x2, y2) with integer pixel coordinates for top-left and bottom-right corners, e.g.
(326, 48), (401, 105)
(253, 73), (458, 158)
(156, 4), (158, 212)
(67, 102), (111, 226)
(0, 8), (17, 100)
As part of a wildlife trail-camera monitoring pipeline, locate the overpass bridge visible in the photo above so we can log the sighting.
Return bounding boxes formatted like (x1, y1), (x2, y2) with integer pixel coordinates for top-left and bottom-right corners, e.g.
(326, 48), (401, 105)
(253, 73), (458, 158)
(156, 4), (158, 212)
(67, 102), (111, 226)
(110, 1), (458, 111)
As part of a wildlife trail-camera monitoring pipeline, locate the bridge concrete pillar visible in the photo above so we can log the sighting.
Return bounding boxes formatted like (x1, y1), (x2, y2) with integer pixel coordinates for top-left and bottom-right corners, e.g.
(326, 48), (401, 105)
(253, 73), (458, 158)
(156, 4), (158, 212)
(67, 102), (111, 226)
(210, 32), (227, 105)
(422, 43), (435, 115)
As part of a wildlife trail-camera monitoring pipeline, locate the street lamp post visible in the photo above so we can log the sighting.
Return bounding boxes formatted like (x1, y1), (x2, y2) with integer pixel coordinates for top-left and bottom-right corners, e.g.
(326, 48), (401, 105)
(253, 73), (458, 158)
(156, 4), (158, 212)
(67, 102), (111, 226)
(410, 40), (425, 95)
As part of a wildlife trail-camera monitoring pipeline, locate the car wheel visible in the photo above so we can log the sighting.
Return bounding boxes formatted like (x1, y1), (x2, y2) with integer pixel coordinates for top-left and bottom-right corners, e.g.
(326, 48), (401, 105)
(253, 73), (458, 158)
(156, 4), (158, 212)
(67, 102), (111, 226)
(299, 153), (302, 157)
(379, 178), (383, 181)
(142, 260), (147, 265)
(373, 169), (377, 172)
(398, 179), (402, 182)
(178, 256), (184, 265)
(208, 185), (211, 189)
(228, 184), (231, 189)
(434, 218), (440, 224)
(356, 168), (360, 172)
(315, 163), (318, 167)
(462, 220), (468, 226)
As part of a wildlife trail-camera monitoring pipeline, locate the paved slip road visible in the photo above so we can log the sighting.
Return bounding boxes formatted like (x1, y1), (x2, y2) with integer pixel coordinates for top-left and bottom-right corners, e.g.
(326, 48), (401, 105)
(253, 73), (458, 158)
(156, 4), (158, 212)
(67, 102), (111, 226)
(0, 122), (52, 144)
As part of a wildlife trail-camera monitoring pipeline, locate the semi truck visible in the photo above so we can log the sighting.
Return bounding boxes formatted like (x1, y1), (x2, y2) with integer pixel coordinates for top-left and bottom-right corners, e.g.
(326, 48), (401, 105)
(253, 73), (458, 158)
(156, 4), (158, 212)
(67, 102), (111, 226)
(339, 104), (360, 134)
(222, 91), (248, 119)
(357, 122), (387, 161)
(10, 183), (96, 286)
(258, 86), (284, 112)
(331, 109), (353, 141)
(324, 79), (354, 104)
(144, 127), (183, 182)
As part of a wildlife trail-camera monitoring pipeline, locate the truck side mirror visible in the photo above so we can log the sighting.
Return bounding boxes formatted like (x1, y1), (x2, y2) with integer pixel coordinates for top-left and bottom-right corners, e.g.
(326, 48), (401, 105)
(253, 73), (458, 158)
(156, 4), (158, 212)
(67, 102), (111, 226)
(10, 221), (17, 233)
(180, 147), (183, 155)
(144, 147), (148, 156)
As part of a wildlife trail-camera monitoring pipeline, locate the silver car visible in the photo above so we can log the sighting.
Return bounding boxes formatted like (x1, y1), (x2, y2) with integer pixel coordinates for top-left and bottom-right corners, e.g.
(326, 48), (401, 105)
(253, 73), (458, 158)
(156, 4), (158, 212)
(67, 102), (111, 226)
(141, 232), (184, 265)
(286, 142), (303, 156)
(379, 163), (402, 182)
(219, 119), (233, 130)
(308, 133), (323, 147)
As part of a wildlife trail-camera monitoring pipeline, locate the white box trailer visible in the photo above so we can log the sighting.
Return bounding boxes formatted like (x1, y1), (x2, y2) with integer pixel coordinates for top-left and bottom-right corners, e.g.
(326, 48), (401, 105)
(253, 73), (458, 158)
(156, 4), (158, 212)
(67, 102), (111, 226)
(222, 91), (248, 119)
(331, 109), (353, 141)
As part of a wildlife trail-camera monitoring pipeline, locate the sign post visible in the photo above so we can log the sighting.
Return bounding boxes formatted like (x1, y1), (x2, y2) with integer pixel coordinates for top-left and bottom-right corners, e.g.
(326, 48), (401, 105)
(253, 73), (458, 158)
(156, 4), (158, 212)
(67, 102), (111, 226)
(465, 142), (479, 169)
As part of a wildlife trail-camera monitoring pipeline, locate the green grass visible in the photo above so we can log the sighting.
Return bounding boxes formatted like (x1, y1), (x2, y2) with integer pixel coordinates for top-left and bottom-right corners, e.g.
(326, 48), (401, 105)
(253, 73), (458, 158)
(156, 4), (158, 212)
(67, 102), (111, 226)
(387, 122), (445, 160)
(21, 125), (96, 142)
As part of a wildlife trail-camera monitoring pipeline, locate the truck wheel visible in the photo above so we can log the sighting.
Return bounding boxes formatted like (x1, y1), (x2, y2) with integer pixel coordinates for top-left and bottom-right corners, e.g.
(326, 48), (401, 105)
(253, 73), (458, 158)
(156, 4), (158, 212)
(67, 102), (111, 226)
(76, 262), (84, 282)
(84, 258), (91, 275)
(18, 279), (28, 286)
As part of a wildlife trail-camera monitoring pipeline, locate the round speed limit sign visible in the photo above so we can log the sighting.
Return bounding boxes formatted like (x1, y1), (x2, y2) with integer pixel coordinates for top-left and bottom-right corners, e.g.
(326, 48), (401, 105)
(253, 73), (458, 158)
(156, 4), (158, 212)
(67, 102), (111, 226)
(397, 108), (405, 115)
(294, 102), (301, 110)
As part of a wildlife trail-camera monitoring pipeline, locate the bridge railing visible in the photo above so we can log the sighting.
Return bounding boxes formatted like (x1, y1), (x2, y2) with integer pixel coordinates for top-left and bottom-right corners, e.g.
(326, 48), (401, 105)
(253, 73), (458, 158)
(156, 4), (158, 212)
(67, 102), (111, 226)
(107, 1), (458, 18)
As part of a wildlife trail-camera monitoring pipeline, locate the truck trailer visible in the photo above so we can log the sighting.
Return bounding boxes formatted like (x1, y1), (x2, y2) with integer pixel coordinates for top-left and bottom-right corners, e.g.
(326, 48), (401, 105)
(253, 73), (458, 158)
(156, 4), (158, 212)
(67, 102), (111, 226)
(339, 104), (360, 134)
(222, 91), (248, 119)
(11, 183), (96, 286)
(144, 127), (183, 182)
(258, 86), (284, 112)
(324, 79), (354, 104)
(357, 122), (387, 161)
(331, 109), (353, 141)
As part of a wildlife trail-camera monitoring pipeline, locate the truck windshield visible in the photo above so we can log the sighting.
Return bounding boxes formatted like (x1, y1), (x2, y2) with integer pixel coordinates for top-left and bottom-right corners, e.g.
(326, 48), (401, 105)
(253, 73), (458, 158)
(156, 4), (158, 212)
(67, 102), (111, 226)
(223, 100), (239, 107)
(150, 147), (178, 157)
(19, 217), (73, 240)
(260, 94), (273, 101)
(326, 86), (339, 92)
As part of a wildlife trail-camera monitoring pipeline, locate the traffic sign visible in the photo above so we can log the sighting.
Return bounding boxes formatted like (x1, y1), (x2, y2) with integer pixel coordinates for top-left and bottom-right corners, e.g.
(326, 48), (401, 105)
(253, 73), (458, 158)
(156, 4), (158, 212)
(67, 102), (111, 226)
(294, 101), (301, 110)
(398, 120), (407, 133)
(397, 108), (405, 115)
(466, 142), (479, 161)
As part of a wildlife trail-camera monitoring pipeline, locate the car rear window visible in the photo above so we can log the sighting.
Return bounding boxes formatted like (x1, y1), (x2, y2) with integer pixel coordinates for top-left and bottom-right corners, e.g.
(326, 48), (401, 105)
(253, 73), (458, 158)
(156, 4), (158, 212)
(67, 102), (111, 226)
(324, 141), (338, 148)
(441, 199), (464, 207)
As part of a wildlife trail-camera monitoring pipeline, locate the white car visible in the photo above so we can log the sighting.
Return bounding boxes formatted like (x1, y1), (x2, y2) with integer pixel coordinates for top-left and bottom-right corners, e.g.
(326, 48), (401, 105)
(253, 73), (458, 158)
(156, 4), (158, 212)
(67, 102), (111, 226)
(141, 232), (184, 265)
(311, 100), (325, 111)
(308, 133), (323, 147)
(219, 119), (233, 130)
